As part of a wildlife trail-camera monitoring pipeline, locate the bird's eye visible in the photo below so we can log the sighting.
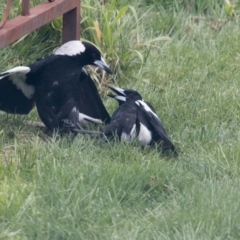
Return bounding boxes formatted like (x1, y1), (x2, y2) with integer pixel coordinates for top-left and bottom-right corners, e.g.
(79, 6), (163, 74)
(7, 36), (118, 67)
(92, 53), (97, 59)
(127, 93), (133, 99)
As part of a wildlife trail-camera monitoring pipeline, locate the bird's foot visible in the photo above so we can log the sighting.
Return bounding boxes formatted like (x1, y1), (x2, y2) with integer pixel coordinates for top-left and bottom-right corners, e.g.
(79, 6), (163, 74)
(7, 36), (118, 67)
(62, 119), (84, 132)
(62, 119), (75, 129)
(62, 119), (85, 141)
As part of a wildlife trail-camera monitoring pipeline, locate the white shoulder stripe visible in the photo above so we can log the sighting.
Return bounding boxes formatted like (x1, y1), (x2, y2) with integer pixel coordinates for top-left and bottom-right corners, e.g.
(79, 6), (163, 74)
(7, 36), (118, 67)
(54, 41), (86, 56)
(136, 100), (159, 119)
(78, 112), (103, 125)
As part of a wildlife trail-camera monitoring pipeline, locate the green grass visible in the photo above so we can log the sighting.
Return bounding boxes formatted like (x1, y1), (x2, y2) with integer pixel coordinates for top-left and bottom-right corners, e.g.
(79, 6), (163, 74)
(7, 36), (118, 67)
(1, 0), (240, 239)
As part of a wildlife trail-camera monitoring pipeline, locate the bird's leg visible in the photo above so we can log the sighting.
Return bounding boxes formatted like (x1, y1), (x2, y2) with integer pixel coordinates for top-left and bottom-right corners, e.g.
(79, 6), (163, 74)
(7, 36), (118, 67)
(72, 128), (103, 135)
(62, 119), (104, 140)
(61, 119), (84, 141)
(62, 119), (75, 129)
(76, 122), (84, 130)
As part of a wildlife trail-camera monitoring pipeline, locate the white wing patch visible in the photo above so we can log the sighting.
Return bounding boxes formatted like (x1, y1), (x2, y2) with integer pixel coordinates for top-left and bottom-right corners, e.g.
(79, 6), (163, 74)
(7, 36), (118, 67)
(78, 112), (103, 125)
(54, 41), (86, 56)
(0, 66), (34, 99)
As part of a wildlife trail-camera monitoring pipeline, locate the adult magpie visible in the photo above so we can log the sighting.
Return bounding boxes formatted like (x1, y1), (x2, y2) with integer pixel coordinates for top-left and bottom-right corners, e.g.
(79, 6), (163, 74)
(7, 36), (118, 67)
(69, 85), (176, 153)
(0, 41), (111, 130)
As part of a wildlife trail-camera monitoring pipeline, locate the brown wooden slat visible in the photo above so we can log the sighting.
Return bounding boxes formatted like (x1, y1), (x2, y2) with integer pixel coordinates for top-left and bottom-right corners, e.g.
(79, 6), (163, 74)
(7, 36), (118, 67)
(0, 0), (12, 29)
(0, 0), (80, 49)
(62, 3), (80, 43)
(22, 0), (30, 16)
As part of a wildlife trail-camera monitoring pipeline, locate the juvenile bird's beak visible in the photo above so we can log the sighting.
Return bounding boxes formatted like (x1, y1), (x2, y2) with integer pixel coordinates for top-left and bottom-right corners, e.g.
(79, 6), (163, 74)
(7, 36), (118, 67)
(107, 85), (126, 102)
(94, 57), (112, 74)
(107, 94), (127, 102)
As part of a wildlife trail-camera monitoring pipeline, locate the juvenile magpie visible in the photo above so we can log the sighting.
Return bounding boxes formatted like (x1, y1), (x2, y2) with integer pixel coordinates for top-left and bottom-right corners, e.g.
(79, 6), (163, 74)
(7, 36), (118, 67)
(69, 85), (176, 153)
(0, 41), (111, 130)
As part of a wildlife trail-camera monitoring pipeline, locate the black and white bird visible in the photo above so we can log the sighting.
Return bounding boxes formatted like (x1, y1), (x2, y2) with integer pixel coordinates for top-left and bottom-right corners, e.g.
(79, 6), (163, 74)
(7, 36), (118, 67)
(0, 40), (111, 130)
(69, 85), (176, 153)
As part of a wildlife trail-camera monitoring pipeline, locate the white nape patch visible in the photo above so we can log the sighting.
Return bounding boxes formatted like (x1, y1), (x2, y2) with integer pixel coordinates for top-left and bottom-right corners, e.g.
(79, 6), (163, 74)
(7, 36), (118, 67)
(78, 112), (103, 125)
(138, 123), (152, 145)
(121, 124), (136, 142)
(136, 100), (159, 120)
(54, 41), (86, 56)
(1, 66), (34, 99)
(115, 96), (126, 102)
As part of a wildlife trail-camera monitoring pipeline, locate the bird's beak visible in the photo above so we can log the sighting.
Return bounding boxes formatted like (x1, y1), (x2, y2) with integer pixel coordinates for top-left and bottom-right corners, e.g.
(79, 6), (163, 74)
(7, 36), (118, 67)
(107, 85), (126, 102)
(94, 57), (112, 74)
(107, 94), (126, 102)
(107, 85), (125, 96)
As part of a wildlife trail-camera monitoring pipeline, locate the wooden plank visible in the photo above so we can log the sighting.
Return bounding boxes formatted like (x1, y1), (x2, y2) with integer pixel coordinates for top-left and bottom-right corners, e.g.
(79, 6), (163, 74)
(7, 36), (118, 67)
(22, 0), (30, 16)
(0, 0), (80, 49)
(0, 0), (12, 29)
(62, 0), (80, 43)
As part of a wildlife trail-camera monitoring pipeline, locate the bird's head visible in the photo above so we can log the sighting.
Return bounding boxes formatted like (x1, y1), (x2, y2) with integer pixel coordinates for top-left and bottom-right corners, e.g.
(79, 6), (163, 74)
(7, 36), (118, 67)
(54, 41), (112, 74)
(107, 85), (126, 104)
(107, 85), (142, 105)
(123, 89), (142, 101)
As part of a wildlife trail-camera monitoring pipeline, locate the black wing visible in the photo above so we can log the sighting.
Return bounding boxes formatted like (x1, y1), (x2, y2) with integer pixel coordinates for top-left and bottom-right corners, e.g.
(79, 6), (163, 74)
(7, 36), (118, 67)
(0, 67), (35, 114)
(28, 54), (110, 130)
(136, 100), (175, 151)
(76, 70), (111, 124)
